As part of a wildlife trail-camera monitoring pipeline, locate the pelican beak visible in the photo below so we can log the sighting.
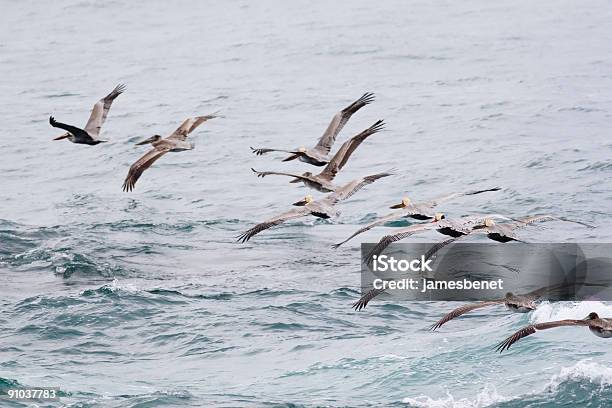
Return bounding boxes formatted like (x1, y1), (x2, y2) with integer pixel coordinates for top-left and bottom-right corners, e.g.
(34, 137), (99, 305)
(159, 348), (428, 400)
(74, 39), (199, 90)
(292, 199), (308, 206)
(389, 203), (404, 209)
(53, 132), (70, 141)
(282, 154), (300, 162)
(136, 136), (155, 145)
(289, 178), (301, 183)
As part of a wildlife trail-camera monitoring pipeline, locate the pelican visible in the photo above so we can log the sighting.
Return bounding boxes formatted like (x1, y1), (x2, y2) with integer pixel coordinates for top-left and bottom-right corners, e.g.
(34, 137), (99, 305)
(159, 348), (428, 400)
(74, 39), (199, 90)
(496, 312), (612, 352)
(237, 171), (392, 242)
(363, 215), (506, 265)
(49, 84), (125, 145)
(429, 292), (538, 330)
(483, 215), (594, 243)
(332, 187), (501, 248)
(251, 120), (384, 192)
(122, 114), (219, 192)
(250, 92), (375, 166)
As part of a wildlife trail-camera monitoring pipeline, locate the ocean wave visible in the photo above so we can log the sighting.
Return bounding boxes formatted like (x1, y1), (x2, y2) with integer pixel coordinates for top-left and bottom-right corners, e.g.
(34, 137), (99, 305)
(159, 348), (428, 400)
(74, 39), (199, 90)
(402, 360), (612, 408)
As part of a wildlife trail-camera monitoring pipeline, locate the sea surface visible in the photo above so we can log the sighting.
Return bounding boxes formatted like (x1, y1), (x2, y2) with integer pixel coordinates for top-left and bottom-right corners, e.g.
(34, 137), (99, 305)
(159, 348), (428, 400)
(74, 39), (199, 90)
(1, 0), (612, 407)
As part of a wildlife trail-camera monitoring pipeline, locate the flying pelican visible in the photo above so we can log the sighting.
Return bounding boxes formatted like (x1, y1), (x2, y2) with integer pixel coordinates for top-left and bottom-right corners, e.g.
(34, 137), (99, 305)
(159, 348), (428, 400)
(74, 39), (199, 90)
(250, 92), (375, 166)
(49, 84), (126, 145)
(237, 171), (393, 242)
(496, 312), (612, 352)
(122, 114), (219, 192)
(251, 120), (384, 192)
(332, 187), (501, 248)
(362, 214), (505, 265)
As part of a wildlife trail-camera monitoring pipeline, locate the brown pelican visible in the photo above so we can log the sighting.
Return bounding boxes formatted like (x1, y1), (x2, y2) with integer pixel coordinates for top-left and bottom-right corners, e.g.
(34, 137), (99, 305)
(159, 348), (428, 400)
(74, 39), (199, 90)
(332, 187), (501, 248)
(250, 93), (375, 166)
(122, 114), (219, 192)
(496, 312), (612, 352)
(251, 120), (384, 192)
(483, 215), (594, 243)
(50, 84), (126, 145)
(430, 292), (538, 330)
(363, 215), (504, 265)
(237, 171), (392, 242)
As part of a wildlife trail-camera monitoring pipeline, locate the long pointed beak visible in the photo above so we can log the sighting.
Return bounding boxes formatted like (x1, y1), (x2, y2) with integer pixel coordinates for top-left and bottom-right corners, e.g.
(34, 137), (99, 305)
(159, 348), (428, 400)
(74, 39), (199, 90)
(289, 178), (301, 184)
(283, 153), (300, 162)
(136, 137), (154, 145)
(389, 203), (404, 209)
(292, 199), (308, 206)
(53, 133), (70, 141)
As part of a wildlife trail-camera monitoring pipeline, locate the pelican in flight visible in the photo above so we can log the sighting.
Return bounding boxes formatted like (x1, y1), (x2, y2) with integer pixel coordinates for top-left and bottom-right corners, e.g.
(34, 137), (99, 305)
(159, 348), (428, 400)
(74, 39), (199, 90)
(332, 187), (501, 248)
(122, 114), (219, 192)
(250, 92), (375, 166)
(237, 171), (393, 242)
(251, 120), (384, 192)
(49, 84), (125, 145)
(496, 312), (612, 352)
(363, 214), (506, 265)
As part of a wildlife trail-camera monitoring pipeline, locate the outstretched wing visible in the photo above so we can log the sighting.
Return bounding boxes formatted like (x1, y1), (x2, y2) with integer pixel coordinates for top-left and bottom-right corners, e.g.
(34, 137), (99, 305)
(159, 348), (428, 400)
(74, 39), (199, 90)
(319, 120), (384, 181)
(237, 207), (311, 243)
(250, 168), (307, 181)
(313, 92), (375, 155)
(363, 223), (434, 265)
(167, 113), (219, 141)
(423, 237), (461, 262)
(84, 84), (126, 138)
(426, 187), (501, 207)
(495, 319), (589, 352)
(513, 215), (594, 229)
(326, 171), (393, 204)
(250, 147), (297, 156)
(49, 116), (93, 141)
(122, 148), (169, 192)
(332, 210), (406, 249)
(352, 288), (386, 311)
(430, 301), (503, 330)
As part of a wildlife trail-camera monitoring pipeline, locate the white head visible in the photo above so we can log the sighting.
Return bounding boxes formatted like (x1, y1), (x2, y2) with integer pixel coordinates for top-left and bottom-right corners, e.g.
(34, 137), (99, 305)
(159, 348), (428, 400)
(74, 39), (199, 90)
(390, 196), (410, 209)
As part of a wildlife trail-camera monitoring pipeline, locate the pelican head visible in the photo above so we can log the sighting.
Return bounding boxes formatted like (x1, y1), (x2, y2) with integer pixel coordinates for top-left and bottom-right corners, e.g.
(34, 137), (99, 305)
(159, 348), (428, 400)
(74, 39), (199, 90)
(585, 312), (599, 320)
(298, 146), (307, 153)
(292, 194), (314, 206)
(390, 196), (410, 209)
(504, 292), (514, 298)
(484, 218), (496, 228)
(136, 135), (162, 145)
(433, 213), (445, 222)
(53, 132), (72, 141)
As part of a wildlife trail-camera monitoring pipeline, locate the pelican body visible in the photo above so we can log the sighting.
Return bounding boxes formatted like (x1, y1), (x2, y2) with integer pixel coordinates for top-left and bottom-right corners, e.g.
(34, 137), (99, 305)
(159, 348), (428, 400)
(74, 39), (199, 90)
(50, 84), (125, 145)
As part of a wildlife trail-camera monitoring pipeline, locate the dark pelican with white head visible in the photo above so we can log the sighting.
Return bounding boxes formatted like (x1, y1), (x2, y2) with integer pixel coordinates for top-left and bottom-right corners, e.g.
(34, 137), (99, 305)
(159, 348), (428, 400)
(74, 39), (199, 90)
(250, 93), (375, 166)
(49, 84), (125, 145)
(122, 113), (219, 192)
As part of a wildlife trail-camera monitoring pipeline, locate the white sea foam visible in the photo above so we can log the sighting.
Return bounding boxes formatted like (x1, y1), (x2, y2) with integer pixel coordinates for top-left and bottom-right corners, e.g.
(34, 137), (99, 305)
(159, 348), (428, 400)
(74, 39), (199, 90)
(402, 360), (612, 408)
(531, 301), (612, 323)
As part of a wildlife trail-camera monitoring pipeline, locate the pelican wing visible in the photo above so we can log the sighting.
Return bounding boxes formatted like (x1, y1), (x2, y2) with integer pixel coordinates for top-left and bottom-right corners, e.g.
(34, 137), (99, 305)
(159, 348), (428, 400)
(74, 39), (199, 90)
(513, 215), (594, 229)
(426, 187), (502, 207)
(84, 84), (126, 138)
(122, 148), (169, 192)
(495, 319), (590, 352)
(237, 207), (311, 243)
(423, 237), (461, 262)
(352, 288), (386, 311)
(332, 210), (406, 249)
(49, 116), (93, 141)
(251, 168), (308, 181)
(430, 301), (503, 331)
(250, 147), (297, 156)
(319, 120), (384, 181)
(326, 171), (393, 205)
(313, 92), (375, 155)
(167, 113), (219, 141)
(363, 223), (434, 265)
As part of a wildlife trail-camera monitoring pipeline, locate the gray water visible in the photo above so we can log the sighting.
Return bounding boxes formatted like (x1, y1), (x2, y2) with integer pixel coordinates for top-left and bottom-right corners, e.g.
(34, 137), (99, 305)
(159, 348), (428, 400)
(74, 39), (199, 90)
(1, 0), (612, 407)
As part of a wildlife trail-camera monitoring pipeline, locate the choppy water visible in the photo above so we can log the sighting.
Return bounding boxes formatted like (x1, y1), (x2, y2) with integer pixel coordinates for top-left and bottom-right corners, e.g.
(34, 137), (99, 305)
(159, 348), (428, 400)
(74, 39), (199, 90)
(2, 0), (612, 407)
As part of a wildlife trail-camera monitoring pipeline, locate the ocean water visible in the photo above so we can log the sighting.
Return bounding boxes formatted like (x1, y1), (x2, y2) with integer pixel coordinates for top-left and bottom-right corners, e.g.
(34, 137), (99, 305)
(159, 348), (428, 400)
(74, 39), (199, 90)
(2, 0), (612, 407)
